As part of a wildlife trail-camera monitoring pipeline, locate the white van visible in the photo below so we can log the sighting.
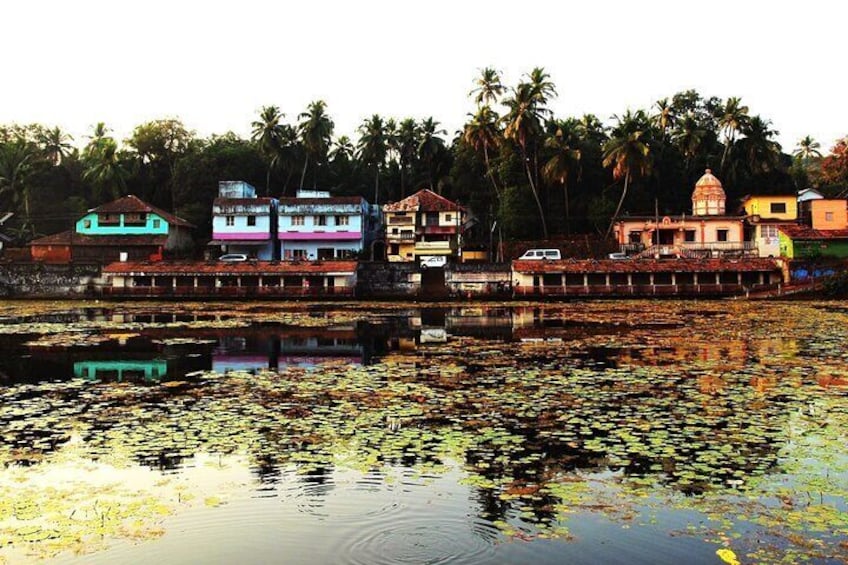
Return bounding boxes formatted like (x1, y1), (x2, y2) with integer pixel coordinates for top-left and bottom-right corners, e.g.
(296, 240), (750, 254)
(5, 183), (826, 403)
(518, 249), (561, 260)
(419, 255), (448, 269)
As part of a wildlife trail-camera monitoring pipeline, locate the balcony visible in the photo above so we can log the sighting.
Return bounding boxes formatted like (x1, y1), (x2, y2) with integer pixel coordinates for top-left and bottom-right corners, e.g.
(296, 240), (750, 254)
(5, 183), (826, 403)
(386, 231), (416, 242)
(388, 215), (414, 225)
(414, 240), (456, 255)
(624, 241), (758, 259)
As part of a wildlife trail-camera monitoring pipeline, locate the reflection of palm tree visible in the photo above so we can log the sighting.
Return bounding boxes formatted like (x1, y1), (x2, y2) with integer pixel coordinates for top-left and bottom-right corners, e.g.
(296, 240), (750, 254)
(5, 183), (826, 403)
(251, 105), (285, 195)
(603, 121), (652, 238)
(298, 100), (334, 190)
(357, 115), (388, 204)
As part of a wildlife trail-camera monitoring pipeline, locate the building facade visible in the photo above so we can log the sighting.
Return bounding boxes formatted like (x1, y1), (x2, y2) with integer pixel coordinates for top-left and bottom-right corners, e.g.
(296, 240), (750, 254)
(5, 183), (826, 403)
(383, 189), (467, 262)
(614, 170), (752, 258)
(741, 194), (798, 258)
(278, 190), (376, 260)
(30, 195), (194, 263)
(211, 181), (277, 260)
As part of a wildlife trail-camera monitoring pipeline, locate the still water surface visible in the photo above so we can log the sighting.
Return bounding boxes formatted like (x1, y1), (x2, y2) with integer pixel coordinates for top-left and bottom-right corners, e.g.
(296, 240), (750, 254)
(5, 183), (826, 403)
(0, 300), (846, 563)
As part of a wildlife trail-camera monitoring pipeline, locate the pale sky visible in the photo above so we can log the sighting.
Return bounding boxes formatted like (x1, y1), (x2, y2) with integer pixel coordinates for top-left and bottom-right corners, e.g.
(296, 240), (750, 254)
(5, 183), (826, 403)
(2, 0), (844, 153)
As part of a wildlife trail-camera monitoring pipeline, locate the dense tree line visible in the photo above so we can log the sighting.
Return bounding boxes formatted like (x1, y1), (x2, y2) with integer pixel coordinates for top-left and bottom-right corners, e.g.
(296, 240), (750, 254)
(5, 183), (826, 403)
(1, 68), (846, 246)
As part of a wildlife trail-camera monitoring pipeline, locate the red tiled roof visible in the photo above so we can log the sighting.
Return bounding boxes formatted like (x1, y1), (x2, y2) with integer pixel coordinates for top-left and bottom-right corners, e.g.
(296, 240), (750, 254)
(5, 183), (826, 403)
(90, 195), (194, 228)
(102, 260), (358, 276)
(512, 258), (782, 274)
(778, 225), (848, 240)
(29, 231), (168, 247)
(383, 189), (465, 213)
(278, 197), (364, 206)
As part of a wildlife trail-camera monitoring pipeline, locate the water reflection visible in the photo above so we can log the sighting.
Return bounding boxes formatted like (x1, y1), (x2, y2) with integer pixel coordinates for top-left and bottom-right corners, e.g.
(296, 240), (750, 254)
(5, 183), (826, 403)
(1, 301), (846, 563)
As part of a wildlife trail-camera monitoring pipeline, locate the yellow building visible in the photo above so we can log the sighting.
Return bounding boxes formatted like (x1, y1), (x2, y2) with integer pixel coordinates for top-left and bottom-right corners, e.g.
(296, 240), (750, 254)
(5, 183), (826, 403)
(614, 169), (752, 258)
(741, 195), (798, 257)
(383, 189), (467, 262)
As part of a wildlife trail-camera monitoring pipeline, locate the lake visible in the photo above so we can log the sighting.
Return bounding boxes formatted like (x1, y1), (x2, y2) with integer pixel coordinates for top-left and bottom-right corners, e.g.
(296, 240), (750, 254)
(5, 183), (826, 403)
(0, 300), (846, 564)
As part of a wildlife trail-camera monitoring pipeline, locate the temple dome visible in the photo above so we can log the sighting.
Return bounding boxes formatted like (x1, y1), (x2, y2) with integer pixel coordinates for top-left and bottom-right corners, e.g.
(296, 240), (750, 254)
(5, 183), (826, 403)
(692, 169), (725, 215)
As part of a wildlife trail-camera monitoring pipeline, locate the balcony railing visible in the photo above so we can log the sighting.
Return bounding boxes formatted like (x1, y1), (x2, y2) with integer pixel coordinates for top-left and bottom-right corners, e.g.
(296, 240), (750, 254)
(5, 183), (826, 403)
(388, 216), (414, 225)
(386, 231), (416, 242)
(625, 241), (758, 258)
(414, 240), (455, 252)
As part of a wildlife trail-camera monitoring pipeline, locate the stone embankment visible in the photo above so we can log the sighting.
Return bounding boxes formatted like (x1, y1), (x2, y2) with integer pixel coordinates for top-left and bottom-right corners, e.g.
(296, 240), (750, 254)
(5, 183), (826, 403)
(0, 263), (104, 298)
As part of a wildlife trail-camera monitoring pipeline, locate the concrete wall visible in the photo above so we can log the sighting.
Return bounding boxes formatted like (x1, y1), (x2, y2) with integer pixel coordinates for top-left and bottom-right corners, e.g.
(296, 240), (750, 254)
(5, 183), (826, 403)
(0, 263), (104, 298)
(356, 262), (419, 297)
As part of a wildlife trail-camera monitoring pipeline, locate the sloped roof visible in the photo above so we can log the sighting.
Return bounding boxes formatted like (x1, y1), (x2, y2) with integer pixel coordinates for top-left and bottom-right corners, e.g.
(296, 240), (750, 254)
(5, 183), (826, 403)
(383, 189), (465, 213)
(513, 258), (781, 274)
(103, 260), (358, 276)
(29, 231), (168, 247)
(89, 195), (194, 228)
(778, 225), (848, 240)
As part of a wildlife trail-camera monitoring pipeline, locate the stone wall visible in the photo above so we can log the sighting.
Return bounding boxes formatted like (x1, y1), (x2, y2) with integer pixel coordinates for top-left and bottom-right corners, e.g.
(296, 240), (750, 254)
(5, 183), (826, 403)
(356, 262), (420, 298)
(0, 263), (104, 298)
(445, 264), (512, 298)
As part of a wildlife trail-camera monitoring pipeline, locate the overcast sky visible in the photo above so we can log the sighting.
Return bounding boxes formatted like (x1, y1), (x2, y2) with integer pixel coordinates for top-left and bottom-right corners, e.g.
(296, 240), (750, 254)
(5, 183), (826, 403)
(2, 0), (844, 154)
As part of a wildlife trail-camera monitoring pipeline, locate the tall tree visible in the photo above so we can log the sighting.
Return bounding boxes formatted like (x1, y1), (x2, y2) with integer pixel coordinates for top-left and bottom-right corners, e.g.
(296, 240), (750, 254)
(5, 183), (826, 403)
(718, 97), (749, 174)
(126, 118), (196, 210)
(735, 116), (782, 175)
(469, 67), (505, 107)
(0, 138), (36, 235)
(297, 100), (334, 190)
(394, 118), (418, 198)
(503, 82), (549, 237)
(543, 121), (582, 233)
(603, 124), (652, 238)
(463, 105), (503, 199)
(83, 136), (129, 202)
(37, 126), (73, 166)
(251, 105), (285, 195)
(357, 114), (388, 204)
(417, 117), (446, 193)
(794, 135), (822, 161)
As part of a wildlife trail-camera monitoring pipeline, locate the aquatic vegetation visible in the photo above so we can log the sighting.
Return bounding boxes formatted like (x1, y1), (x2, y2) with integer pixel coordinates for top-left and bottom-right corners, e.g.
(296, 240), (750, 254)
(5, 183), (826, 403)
(0, 300), (847, 562)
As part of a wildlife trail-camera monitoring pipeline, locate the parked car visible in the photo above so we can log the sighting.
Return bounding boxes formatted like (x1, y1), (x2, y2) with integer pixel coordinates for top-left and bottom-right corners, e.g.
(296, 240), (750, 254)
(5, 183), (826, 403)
(419, 255), (447, 269)
(218, 253), (248, 262)
(518, 249), (561, 260)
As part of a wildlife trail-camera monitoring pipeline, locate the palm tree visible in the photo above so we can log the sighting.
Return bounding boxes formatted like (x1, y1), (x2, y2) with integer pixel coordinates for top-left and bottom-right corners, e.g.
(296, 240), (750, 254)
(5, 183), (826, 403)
(794, 135), (822, 161)
(83, 137), (129, 202)
(543, 122), (582, 234)
(298, 100), (334, 190)
(38, 126), (74, 166)
(395, 118), (419, 198)
(652, 98), (675, 141)
(357, 115), (388, 204)
(469, 67), (505, 107)
(0, 139), (36, 234)
(417, 118), (446, 193)
(463, 105), (503, 199)
(251, 105), (285, 195)
(603, 126), (652, 238)
(735, 116), (782, 174)
(331, 135), (355, 162)
(525, 67), (557, 107)
(673, 113), (707, 174)
(503, 82), (548, 237)
(718, 97), (750, 174)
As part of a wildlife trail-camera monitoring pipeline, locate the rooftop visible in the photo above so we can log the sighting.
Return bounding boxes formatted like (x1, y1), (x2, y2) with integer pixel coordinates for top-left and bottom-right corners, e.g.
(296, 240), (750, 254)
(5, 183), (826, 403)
(512, 258), (782, 274)
(88, 195), (194, 228)
(778, 225), (848, 240)
(383, 189), (465, 213)
(103, 260), (358, 276)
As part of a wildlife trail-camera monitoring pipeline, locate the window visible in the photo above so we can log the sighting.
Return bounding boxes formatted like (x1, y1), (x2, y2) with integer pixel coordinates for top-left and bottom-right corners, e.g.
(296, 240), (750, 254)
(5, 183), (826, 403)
(83, 219), (92, 229)
(226, 216), (235, 227)
(770, 202), (787, 214)
(152, 219), (161, 229)
(335, 215), (349, 226)
(247, 215), (257, 227)
(825, 212), (834, 222)
(716, 229), (728, 242)
(628, 231), (642, 243)
(684, 229), (696, 242)
(314, 215), (327, 226)
(292, 215), (305, 226)
(761, 225), (778, 239)
(445, 214), (453, 222)
(292, 249), (307, 259)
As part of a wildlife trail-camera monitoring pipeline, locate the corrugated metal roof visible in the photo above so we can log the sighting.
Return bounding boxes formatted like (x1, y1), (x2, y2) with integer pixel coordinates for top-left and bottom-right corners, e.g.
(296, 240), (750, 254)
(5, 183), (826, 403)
(512, 258), (781, 274)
